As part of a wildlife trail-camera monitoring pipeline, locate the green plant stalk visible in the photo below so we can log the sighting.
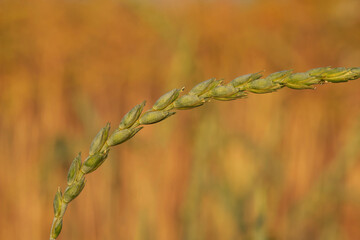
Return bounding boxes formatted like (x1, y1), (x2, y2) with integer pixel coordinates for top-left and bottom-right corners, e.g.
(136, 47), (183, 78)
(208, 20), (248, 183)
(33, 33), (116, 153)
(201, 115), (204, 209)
(49, 66), (360, 239)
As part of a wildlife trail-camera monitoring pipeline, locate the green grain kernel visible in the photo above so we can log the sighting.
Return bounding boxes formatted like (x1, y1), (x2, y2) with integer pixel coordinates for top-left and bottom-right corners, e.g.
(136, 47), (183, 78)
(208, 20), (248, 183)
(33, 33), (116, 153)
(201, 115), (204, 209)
(81, 152), (108, 174)
(51, 218), (63, 239)
(53, 187), (62, 217)
(139, 111), (176, 125)
(189, 78), (221, 96)
(67, 153), (82, 185)
(211, 85), (237, 98)
(119, 101), (146, 129)
(107, 127), (143, 146)
(63, 177), (86, 203)
(152, 88), (182, 110)
(89, 123), (110, 155)
(246, 78), (281, 93)
(173, 95), (205, 109)
(230, 72), (263, 87)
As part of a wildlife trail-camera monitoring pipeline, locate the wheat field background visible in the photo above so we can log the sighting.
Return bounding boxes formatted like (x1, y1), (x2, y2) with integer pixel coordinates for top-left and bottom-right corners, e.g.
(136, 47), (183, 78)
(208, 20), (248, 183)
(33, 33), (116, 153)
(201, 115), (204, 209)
(1, 0), (360, 239)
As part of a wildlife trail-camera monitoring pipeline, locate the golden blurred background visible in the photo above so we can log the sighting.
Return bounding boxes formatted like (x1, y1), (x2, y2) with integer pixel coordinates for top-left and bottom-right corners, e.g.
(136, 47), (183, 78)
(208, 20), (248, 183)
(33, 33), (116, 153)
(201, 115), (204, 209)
(1, 0), (360, 239)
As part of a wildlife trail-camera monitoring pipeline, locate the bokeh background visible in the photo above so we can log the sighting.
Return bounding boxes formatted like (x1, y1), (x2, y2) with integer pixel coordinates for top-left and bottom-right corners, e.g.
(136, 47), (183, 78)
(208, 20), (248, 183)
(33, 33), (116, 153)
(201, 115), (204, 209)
(1, 0), (360, 239)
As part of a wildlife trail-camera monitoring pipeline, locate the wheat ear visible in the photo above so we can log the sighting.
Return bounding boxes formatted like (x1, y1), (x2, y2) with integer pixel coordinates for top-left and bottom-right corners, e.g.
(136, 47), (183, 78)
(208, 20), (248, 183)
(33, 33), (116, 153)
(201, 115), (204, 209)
(50, 66), (360, 239)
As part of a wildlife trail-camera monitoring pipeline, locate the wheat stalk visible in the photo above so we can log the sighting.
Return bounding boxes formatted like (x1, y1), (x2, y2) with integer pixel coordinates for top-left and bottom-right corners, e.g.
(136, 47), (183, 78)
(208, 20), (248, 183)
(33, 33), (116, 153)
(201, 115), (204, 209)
(49, 66), (360, 239)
